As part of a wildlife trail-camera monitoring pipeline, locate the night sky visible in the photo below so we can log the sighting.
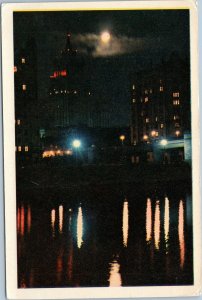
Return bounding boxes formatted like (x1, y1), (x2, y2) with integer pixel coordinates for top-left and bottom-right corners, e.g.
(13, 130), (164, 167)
(14, 10), (190, 127)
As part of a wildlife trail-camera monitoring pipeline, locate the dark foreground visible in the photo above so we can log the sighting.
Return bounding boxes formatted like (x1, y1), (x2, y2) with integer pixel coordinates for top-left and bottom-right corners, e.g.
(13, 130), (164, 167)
(17, 180), (193, 288)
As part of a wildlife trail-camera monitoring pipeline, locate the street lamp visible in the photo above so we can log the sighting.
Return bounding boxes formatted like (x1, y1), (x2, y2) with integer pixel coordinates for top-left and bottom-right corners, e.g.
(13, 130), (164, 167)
(119, 135), (125, 146)
(160, 139), (168, 163)
(72, 139), (81, 166)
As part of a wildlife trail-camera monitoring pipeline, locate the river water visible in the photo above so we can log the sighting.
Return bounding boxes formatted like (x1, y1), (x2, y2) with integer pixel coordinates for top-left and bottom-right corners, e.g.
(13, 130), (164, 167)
(17, 183), (193, 288)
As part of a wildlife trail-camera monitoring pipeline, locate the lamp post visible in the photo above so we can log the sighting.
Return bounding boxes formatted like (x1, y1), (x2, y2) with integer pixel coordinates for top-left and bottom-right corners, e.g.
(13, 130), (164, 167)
(160, 139), (168, 163)
(72, 139), (81, 166)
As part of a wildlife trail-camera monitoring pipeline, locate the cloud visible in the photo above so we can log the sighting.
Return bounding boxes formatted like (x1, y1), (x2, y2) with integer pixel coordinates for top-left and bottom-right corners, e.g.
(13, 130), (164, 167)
(72, 33), (148, 57)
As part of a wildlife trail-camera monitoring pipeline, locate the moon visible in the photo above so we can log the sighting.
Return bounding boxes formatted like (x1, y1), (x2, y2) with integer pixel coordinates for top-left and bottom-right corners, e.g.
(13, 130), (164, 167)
(101, 31), (111, 43)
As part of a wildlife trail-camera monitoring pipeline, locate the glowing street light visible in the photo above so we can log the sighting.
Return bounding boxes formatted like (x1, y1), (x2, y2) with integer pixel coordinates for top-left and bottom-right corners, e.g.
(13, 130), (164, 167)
(101, 31), (111, 43)
(119, 135), (125, 146)
(72, 139), (81, 148)
(143, 134), (148, 141)
(160, 139), (168, 146)
(175, 130), (180, 137)
(151, 130), (156, 137)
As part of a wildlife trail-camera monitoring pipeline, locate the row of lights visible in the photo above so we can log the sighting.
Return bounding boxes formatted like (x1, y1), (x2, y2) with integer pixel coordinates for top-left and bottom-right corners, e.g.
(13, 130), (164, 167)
(143, 130), (180, 141)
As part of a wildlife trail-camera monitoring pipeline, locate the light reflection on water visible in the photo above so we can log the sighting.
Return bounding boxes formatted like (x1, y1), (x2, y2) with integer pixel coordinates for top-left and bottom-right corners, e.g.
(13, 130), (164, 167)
(108, 257), (122, 287)
(164, 197), (170, 252)
(154, 200), (160, 250)
(146, 198), (152, 243)
(17, 191), (192, 288)
(122, 200), (129, 247)
(178, 200), (185, 270)
(77, 206), (83, 249)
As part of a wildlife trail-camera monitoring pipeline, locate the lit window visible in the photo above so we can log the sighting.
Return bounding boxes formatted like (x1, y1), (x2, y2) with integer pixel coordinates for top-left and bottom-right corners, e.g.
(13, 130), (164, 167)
(174, 115), (179, 120)
(18, 146), (21, 152)
(173, 100), (180, 105)
(22, 84), (26, 91)
(17, 120), (21, 125)
(21, 58), (25, 64)
(132, 99), (136, 103)
(155, 117), (158, 122)
(173, 92), (180, 97)
(25, 146), (29, 152)
(146, 118), (149, 123)
(145, 97), (149, 102)
(160, 86), (164, 92)
(155, 131), (159, 137)
(143, 135), (148, 141)
(88, 92), (91, 95)
(175, 123), (180, 128)
(150, 89), (152, 94)
(160, 123), (164, 128)
(132, 84), (135, 90)
(145, 90), (148, 95)
(74, 90), (77, 94)
(14, 66), (17, 73)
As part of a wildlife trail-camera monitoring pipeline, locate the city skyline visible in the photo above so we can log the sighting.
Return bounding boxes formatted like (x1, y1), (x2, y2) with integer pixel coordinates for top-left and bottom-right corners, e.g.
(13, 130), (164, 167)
(14, 10), (190, 127)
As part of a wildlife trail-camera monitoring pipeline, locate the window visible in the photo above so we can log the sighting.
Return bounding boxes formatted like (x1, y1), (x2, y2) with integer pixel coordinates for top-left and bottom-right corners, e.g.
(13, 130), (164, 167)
(25, 146), (29, 152)
(145, 90), (148, 95)
(17, 120), (21, 125)
(175, 123), (180, 128)
(160, 123), (164, 128)
(155, 117), (158, 122)
(155, 131), (159, 137)
(18, 146), (21, 152)
(174, 115), (179, 120)
(74, 90), (77, 94)
(173, 92), (180, 97)
(132, 84), (135, 90)
(146, 118), (149, 123)
(150, 89), (152, 94)
(21, 58), (25, 64)
(160, 86), (164, 92)
(173, 100), (180, 105)
(145, 97), (149, 103)
(132, 99), (136, 103)
(22, 84), (26, 91)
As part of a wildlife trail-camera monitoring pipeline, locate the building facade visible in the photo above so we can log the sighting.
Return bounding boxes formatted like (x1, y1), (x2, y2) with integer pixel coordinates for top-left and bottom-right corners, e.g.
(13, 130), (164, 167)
(14, 38), (40, 158)
(130, 55), (190, 146)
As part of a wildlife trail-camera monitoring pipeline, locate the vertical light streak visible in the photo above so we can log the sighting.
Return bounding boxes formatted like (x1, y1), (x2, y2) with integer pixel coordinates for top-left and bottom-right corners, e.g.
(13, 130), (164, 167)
(51, 209), (56, 237)
(77, 206), (83, 249)
(164, 197), (170, 252)
(146, 198), (152, 243)
(17, 207), (21, 233)
(178, 200), (185, 269)
(122, 200), (129, 247)
(56, 254), (63, 284)
(154, 200), (160, 250)
(59, 205), (64, 233)
(27, 205), (31, 233)
(108, 258), (122, 287)
(20, 206), (25, 236)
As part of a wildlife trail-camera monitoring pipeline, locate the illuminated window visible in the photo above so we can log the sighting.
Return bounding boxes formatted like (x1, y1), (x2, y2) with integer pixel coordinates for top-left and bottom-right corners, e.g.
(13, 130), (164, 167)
(22, 84), (26, 91)
(155, 117), (158, 122)
(14, 66), (17, 73)
(145, 97), (149, 103)
(155, 131), (159, 137)
(74, 90), (77, 94)
(132, 99), (136, 103)
(173, 92), (180, 97)
(145, 90), (148, 95)
(175, 123), (180, 128)
(146, 118), (149, 123)
(150, 89), (152, 94)
(18, 146), (21, 152)
(21, 58), (25, 64)
(173, 100), (180, 105)
(160, 123), (164, 128)
(132, 84), (135, 90)
(174, 115), (179, 120)
(25, 146), (29, 152)
(17, 119), (21, 125)
(160, 86), (164, 92)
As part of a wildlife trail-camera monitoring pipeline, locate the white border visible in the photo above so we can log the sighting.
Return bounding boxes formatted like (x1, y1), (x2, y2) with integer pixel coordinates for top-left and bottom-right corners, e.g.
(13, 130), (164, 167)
(1, 1), (201, 299)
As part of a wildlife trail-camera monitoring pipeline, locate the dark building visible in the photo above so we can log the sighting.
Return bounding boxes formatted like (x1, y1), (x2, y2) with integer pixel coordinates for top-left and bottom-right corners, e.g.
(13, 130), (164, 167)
(130, 55), (190, 146)
(43, 34), (112, 142)
(14, 38), (40, 157)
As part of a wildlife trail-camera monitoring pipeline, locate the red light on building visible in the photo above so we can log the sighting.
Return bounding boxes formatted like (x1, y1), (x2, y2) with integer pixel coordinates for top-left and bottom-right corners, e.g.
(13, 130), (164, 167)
(50, 70), (67, 78)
